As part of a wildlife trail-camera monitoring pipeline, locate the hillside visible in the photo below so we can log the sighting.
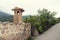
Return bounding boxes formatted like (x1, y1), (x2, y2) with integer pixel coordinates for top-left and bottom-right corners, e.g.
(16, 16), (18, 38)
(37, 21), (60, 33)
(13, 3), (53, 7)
(0, 11), (13, 22)
(0, 11), (30, 22)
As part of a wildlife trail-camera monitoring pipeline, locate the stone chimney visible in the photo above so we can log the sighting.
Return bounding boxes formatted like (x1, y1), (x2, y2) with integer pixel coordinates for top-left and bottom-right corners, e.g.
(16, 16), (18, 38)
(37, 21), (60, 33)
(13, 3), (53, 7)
(12, 7), (24, 24)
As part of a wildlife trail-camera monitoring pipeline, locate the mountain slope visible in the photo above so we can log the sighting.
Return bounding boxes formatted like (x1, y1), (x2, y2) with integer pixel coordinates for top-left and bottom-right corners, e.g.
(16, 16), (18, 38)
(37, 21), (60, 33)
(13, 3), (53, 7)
(0, 11), (13, 22)
(0, 11), (30, 22)
(0, 11), (10, 16)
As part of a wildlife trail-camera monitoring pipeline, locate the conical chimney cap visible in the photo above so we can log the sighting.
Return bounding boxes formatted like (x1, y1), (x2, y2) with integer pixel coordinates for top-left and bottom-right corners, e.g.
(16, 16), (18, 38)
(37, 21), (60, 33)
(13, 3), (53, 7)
(12, 7), (24, 12)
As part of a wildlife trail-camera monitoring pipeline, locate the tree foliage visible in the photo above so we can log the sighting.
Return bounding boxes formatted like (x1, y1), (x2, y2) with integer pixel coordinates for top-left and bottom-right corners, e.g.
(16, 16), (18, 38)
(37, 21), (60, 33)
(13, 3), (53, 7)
(24, 8), (60, 35)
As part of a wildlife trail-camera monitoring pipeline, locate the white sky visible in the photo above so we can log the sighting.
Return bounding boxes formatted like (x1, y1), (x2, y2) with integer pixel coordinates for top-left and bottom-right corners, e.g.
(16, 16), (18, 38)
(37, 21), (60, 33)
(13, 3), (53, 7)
(0, 0), (60, 17)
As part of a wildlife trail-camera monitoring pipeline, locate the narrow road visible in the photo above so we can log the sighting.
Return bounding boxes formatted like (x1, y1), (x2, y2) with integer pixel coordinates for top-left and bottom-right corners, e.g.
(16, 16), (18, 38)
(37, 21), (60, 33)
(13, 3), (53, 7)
(35, 23), (60, 40)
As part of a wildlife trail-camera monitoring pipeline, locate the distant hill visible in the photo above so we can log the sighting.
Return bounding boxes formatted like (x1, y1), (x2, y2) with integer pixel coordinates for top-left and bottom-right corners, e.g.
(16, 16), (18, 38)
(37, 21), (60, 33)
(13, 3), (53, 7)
(0, 11), (13, 22)
(0, 11), (30, 22)
(23, 15), (30, 20)
(0, 11), (10, 16)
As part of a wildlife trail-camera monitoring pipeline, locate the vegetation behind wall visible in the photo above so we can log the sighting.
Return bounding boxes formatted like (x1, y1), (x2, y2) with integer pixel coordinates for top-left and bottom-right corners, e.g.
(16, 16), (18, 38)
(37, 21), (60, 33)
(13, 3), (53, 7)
(24, 8), (60, 36)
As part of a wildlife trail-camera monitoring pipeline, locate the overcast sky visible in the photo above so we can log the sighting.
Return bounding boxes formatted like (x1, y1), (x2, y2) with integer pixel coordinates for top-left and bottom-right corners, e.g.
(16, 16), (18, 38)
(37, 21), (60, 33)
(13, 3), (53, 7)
(0, 0), (60, 17)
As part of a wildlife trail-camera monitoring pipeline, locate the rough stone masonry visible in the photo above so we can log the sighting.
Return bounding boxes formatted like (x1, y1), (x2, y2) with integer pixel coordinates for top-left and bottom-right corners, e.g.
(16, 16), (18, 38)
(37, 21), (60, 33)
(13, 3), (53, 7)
(0, 7), (31, 40)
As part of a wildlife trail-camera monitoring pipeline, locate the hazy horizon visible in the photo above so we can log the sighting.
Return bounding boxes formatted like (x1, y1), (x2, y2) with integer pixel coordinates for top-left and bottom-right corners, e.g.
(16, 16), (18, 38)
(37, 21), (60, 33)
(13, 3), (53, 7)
(0, 0), (60, 17)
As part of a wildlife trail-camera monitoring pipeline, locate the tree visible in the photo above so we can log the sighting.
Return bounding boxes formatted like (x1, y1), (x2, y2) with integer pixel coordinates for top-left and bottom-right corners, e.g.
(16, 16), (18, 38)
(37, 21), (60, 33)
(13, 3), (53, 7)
(37, 8), (57, 32)
(24, 8), (59, 36)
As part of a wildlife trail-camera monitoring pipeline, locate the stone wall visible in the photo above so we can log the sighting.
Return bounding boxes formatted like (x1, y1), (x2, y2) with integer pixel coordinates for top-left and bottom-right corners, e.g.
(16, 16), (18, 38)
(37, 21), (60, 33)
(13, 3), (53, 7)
(0, 22), (31, 40)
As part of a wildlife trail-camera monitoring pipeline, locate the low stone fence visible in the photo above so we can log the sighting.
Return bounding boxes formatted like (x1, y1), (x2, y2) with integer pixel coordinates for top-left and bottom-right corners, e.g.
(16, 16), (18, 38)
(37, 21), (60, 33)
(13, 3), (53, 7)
(0, 22), (31, 40)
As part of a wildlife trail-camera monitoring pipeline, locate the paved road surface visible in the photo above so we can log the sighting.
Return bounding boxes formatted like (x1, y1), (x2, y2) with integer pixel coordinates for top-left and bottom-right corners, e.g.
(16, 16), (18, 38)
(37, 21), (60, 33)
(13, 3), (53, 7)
(35, 23), (60, 40)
